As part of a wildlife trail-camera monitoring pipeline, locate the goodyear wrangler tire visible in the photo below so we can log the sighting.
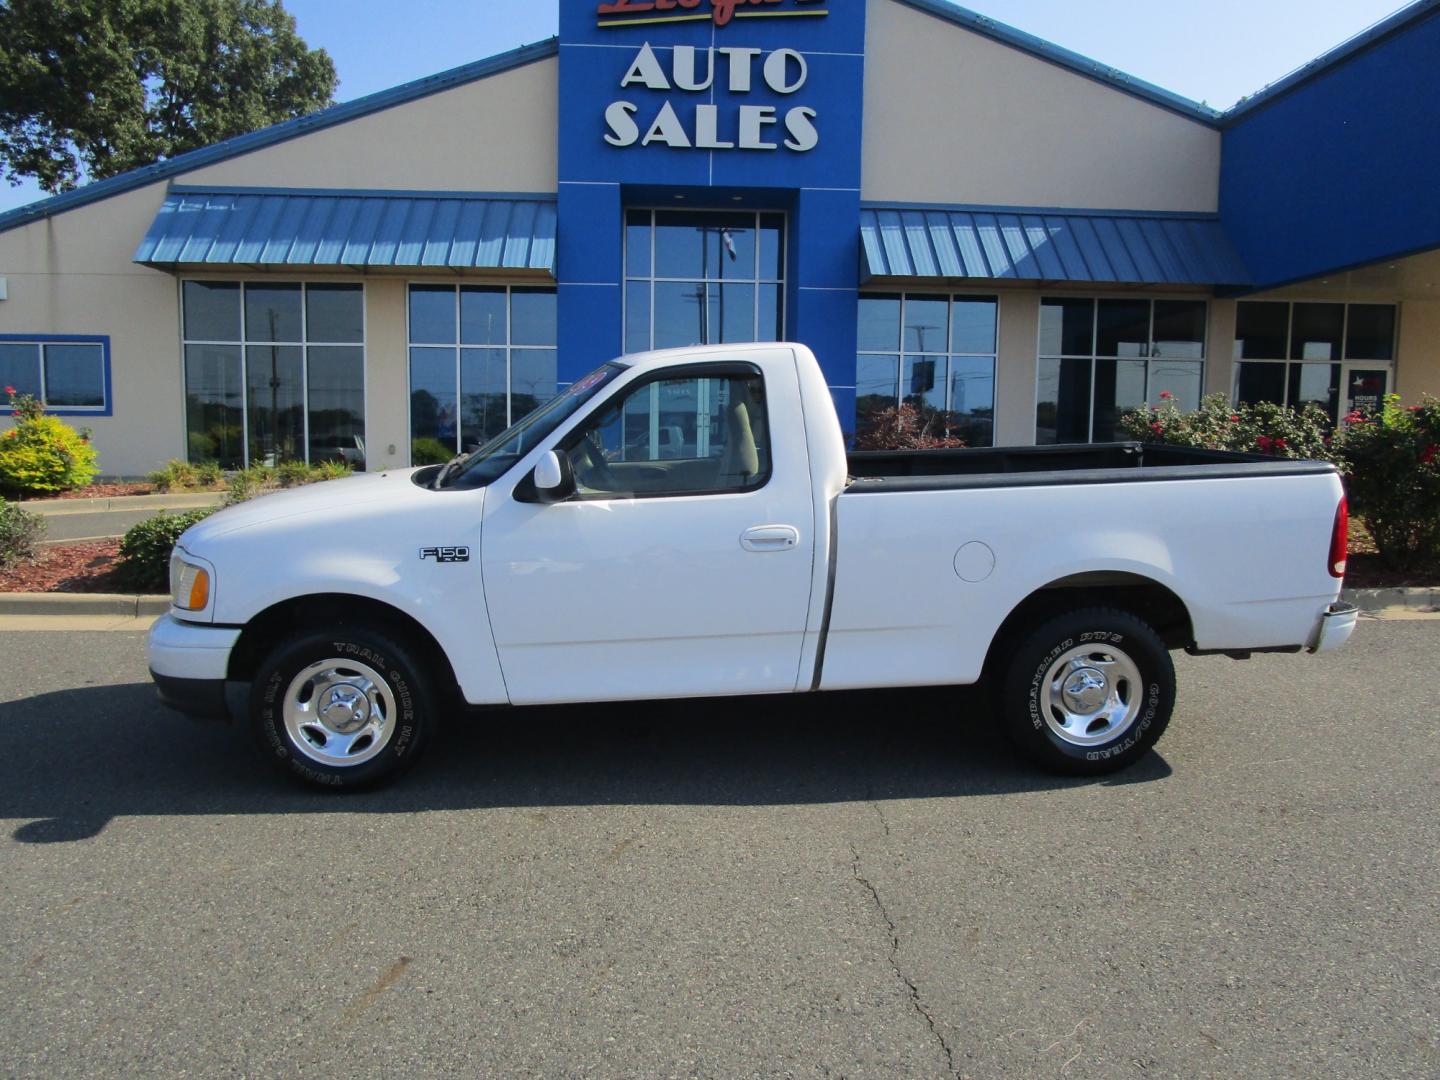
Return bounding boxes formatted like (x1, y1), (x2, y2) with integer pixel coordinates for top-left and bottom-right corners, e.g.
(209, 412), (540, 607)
(1000, 607), (1175, 775)
(251, 626), (432, 790)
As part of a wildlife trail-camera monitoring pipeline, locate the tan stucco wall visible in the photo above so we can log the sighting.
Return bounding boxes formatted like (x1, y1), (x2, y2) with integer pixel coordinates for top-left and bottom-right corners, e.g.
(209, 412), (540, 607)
(0, 57), (560, 477)
(993, 288), (1039, 445)
(181, 56), (558, 192)
(862, 0), (1221, 211)
(0, 183), (185, 476)
(1396, 300), (1440, 400)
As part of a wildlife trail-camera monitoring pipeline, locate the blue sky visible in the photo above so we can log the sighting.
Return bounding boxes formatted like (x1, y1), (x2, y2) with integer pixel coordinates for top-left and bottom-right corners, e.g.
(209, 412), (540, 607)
(0, 0), (1410, 214)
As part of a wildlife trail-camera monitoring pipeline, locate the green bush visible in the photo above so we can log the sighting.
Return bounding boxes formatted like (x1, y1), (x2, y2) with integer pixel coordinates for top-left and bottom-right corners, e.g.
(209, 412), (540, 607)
(1118, 393), (1333, 461)
(148, 459), (227, 492)
(148, 459), (199, 492)
(224, 459), (352, 506)
(0, 390), (100, 495)
(0, 500), (46, 568)
(275, 459), (314, 488)
(411, 438), (453, 465)
(1334, 395), (1440, 570)
(113, 508), (216, 592)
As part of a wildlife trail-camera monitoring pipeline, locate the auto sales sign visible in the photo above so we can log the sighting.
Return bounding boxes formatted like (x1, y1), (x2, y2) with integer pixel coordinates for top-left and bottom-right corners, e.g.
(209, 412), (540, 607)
(559, 0), (865, 189)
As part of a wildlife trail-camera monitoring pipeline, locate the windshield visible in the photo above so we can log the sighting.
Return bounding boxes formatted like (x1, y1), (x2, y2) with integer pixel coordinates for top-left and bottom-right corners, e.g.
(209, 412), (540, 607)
(439, 362), (628, 489)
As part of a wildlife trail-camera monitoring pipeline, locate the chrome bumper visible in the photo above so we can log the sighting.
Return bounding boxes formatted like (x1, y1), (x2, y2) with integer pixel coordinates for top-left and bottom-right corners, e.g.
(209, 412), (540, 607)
(1309, 602), (1359, 654)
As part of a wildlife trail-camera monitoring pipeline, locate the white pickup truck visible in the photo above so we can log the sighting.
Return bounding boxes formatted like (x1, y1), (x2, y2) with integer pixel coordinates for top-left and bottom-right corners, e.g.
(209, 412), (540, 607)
(148, 342), (1357, 788)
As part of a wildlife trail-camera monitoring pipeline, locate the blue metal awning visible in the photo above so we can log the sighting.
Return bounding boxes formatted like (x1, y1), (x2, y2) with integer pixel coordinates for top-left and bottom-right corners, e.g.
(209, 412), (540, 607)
(134, 187), (557, 273)
(860, 206), (1251, 286)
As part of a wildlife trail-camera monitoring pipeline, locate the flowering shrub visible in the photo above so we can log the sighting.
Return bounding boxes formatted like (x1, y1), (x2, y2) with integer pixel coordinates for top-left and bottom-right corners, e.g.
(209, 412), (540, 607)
(0, 500), (46, 568)
(1333, 395), (1440, 570)
(1118, 393), (1333, 461)
(854, 403), (967, 451)
(0, 387), (100, 495)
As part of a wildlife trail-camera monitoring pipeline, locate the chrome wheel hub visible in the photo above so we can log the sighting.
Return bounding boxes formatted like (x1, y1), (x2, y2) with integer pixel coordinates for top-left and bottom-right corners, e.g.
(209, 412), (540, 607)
(1042, 645), (1144, 747)
(282, 657), (395, 768)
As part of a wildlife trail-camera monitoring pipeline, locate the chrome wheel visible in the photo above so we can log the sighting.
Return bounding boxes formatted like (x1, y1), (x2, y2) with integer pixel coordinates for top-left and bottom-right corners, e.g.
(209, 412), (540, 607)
(1041, 644), (1144, 747)
(281, 657), (396, 768)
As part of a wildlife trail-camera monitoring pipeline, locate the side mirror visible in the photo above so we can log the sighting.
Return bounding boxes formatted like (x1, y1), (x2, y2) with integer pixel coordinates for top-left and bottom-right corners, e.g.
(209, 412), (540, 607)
(532, 449), (576, 503)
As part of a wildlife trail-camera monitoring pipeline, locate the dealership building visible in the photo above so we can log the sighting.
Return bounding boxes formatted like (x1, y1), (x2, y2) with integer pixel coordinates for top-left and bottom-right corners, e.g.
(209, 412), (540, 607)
(2, 0), (1438, 476)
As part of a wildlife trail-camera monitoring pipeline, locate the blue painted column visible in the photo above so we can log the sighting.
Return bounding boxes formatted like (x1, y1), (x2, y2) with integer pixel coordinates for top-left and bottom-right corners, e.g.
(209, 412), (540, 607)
(556, 181), (623, 384)
(790, 186), (861, 438)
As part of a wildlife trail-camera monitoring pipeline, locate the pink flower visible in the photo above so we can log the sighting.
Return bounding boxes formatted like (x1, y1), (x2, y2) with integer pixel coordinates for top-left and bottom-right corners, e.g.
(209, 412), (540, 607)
(1256, 435), (1274, 452)
(1421, 444), (1438, 465)
(1343, 410), (1366, 425)
(1274, 437), (1287, 451)
(3, 385), (14, 396)
(1229, 414), (1240, 423)
(1159, 390), (1173, 400)
(1150, 422), (1163, 435)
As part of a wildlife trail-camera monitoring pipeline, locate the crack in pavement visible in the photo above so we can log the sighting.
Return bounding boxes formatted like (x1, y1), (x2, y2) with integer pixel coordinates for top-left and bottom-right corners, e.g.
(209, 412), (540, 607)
(850, 816), (958, 1079)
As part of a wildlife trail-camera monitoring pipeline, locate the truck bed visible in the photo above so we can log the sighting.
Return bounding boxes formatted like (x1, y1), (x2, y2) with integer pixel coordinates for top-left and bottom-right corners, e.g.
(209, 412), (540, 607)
(845, 442), (1337, 492)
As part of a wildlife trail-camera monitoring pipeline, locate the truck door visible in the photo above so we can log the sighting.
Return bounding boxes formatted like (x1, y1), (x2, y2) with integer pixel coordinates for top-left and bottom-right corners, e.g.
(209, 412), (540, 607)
(480, 357), (816, 705)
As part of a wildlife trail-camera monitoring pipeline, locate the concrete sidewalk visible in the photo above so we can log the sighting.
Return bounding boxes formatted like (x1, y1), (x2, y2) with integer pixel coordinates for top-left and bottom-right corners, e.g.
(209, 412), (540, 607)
(25, 492), (223, 544)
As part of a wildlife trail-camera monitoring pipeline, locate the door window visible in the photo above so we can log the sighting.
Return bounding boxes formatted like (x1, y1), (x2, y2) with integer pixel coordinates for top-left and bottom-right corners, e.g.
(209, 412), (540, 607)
(563, 369), (770, 497)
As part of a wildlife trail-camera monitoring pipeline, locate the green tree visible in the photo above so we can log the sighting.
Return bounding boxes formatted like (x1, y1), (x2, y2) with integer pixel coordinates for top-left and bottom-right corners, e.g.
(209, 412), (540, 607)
(0, 0), (337, 193)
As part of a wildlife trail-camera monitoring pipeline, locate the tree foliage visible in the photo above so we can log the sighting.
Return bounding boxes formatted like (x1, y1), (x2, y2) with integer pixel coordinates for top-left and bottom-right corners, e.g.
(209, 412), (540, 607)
(0, 0), (337, 193)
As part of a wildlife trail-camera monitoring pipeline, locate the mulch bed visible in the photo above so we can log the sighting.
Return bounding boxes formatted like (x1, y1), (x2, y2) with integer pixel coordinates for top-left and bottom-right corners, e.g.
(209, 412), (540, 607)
(10, 483), (156, 501)
(0, 540), (128, 593)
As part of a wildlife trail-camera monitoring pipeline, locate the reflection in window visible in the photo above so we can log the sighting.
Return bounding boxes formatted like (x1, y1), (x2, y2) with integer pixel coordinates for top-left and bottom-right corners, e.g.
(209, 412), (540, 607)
(181, 281), (364, 468)
(1036, 298), (1206, 444)
(856, 295), (997, 447)
(1232, 301), (1397, 424)
(406, 285), (557, 464)
(1, 339), (107, 410)
(625, 209), (784, 351)
(565, 371), (770, 496)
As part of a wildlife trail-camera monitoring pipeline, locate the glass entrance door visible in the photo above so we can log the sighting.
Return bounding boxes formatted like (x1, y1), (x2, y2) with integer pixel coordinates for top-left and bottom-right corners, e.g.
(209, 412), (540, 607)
(623, 210), (785, 353)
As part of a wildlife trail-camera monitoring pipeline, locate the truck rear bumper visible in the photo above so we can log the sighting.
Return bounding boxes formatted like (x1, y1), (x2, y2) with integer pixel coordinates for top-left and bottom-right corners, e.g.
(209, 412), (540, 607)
(1309, 602), (1359, 653)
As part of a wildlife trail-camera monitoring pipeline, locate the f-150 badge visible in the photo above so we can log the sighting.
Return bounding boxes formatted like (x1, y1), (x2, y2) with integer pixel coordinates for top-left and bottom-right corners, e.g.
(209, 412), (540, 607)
(419, 546), (470, 563)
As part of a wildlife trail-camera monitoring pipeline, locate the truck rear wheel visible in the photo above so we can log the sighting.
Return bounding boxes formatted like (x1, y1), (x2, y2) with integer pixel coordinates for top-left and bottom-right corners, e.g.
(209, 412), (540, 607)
(250, 626), (432, 789)
(999, 607), (1174, 775)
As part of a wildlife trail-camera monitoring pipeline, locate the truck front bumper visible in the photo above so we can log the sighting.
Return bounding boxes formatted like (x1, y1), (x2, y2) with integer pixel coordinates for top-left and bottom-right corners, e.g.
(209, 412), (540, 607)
(147, 614), (242, 722)
(1309, 602), (1359, 654)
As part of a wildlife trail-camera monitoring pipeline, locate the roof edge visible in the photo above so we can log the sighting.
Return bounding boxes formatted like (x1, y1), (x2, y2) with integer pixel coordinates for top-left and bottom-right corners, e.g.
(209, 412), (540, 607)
(1220, 0), (1440, 125)
(0, 37), (559, 237)
(167, 184), (558, 201)
(892, 0), (1224, 127)
(861, 200), (1221, 220)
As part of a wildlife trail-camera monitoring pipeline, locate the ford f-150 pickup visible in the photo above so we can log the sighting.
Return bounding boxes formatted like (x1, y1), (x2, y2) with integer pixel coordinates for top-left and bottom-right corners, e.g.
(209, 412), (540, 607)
(147, 342), (1357, 788)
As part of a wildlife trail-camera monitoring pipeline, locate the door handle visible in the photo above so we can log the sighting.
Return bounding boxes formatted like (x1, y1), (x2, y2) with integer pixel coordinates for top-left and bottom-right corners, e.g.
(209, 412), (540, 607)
(740, 525), (800, 552)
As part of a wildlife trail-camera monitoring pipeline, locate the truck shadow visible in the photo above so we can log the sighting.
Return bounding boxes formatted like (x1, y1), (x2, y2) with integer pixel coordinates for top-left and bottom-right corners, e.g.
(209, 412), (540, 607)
(1, 683), (1170, 844)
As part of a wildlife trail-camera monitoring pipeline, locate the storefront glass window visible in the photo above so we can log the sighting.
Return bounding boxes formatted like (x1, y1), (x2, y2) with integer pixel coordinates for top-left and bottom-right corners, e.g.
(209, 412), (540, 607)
(625, 210), (785, 350)
(406, 285), (557, 464)
(1232, 301), (1397, 422)
(1036, 298), (1206, 444)
(855, 294), (997, 448)
(0, 340), (107, 410)
(182, 281), (365, 469)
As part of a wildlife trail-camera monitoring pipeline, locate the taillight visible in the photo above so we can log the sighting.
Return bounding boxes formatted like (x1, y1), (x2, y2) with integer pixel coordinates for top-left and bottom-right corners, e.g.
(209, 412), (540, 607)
(1329, 497), (1349, 578)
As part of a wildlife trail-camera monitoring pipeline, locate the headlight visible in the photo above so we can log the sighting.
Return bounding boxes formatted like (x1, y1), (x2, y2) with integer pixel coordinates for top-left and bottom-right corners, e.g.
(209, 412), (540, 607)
(170, 550), (211, 612)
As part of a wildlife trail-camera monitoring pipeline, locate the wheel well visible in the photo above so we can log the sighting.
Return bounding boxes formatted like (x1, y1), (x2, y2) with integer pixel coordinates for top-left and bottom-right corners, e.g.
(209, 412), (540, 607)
(227, 594), (460, 695)
(981, 573), (1194, 681)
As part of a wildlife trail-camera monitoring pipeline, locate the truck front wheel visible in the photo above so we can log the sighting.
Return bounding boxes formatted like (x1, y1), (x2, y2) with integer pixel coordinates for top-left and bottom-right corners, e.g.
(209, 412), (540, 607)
(999, 607), (1175, 775)
(250, 626), (433, 789)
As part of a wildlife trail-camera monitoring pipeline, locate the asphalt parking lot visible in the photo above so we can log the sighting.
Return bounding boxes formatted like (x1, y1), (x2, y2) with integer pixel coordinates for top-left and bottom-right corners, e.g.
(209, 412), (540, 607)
(0, 619), (1436, 1079)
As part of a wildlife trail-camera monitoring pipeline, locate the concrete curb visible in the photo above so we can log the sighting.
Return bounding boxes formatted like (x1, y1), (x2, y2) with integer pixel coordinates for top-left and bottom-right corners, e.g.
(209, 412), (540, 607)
(1341, 586), (1440, 614)
(22, 492), (223, 516)
(0, 593), (170, 617)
